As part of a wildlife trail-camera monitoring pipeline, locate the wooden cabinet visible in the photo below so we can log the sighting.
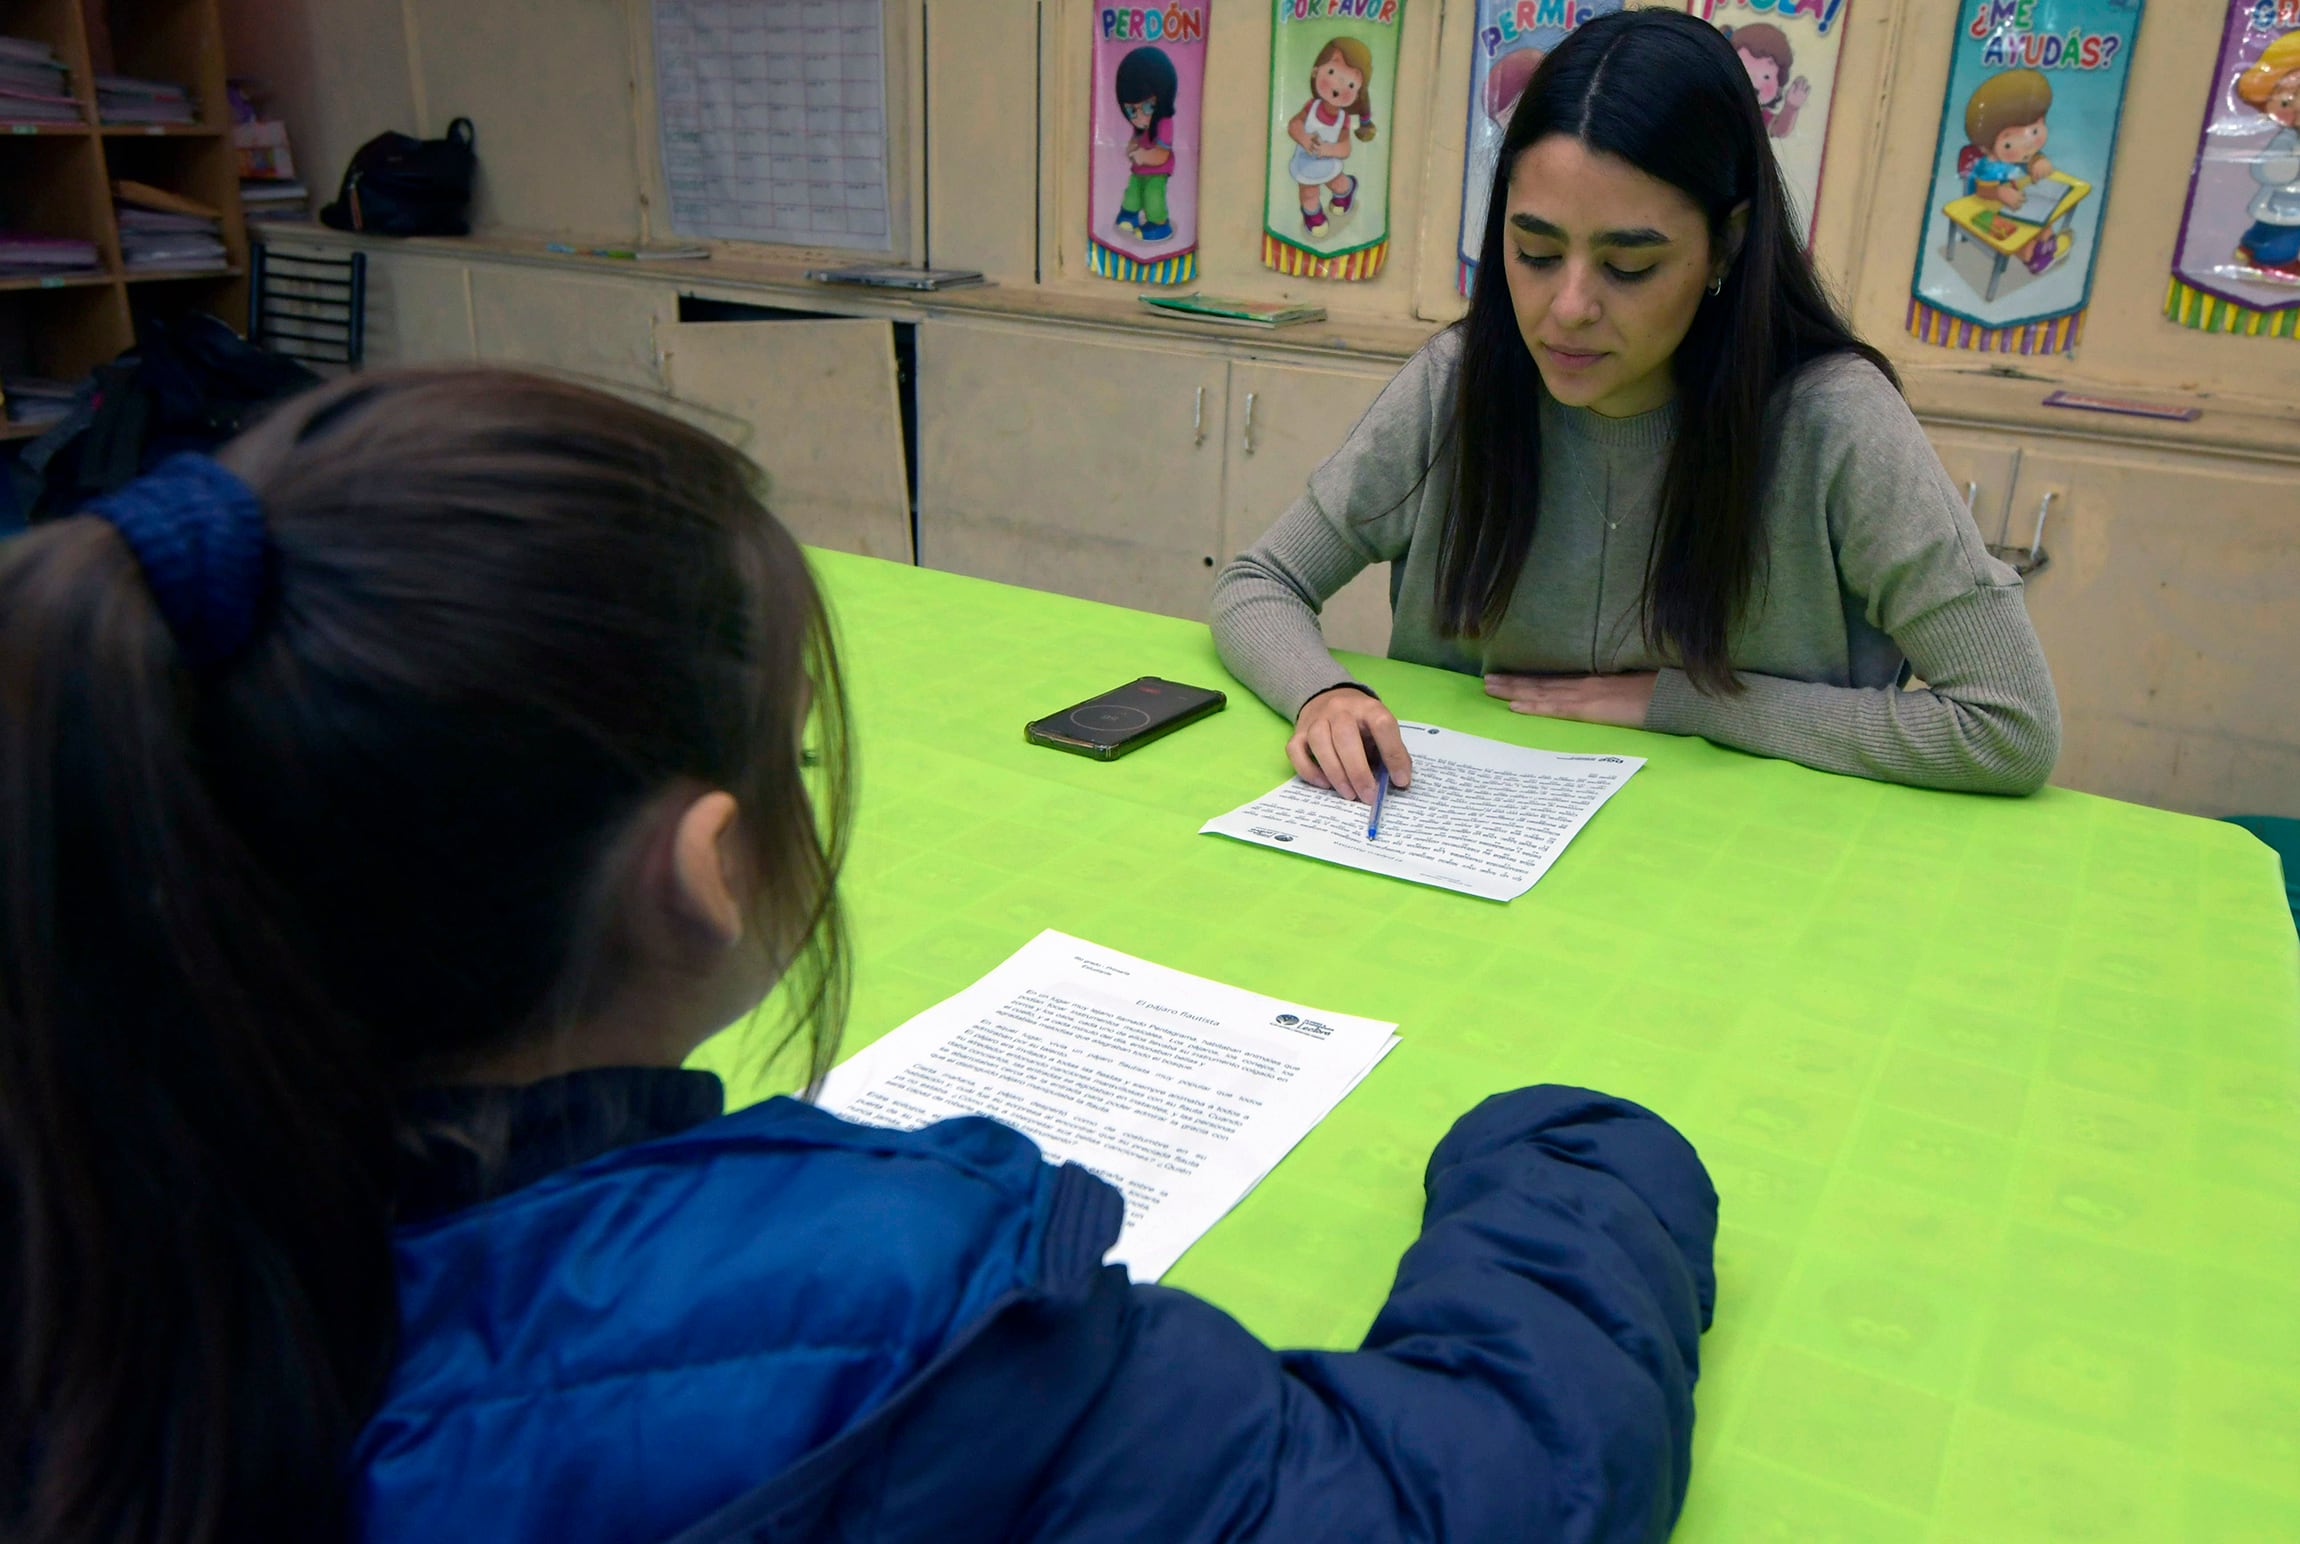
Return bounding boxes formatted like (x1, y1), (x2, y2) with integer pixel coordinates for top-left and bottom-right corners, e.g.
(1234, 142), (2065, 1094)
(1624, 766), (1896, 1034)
(2003, 445), (2299, 817)
(467, 268), (667, 391)
(917, 320), (1229, 620)
(358, 252), (474, 366)
(659, 318), (913, 562)
(918, 323), (1404, 650)
(1221, 358), (1394, 656)
(1921, 425), (2299, 817)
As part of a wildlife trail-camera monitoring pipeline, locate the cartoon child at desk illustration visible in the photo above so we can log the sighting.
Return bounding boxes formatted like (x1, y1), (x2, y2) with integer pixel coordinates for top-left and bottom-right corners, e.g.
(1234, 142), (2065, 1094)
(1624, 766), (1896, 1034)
(1939, 67), (2089, 301)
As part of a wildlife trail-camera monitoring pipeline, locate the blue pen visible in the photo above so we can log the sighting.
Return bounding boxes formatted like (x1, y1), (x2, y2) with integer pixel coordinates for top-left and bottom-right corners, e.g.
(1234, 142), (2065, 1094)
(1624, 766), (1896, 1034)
(1367, 766), (1389, 839)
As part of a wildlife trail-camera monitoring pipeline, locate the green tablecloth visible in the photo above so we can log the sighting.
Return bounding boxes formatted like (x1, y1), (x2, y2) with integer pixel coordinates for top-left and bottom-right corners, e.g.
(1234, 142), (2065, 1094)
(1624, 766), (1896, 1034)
(695, 551), (2300, 1541)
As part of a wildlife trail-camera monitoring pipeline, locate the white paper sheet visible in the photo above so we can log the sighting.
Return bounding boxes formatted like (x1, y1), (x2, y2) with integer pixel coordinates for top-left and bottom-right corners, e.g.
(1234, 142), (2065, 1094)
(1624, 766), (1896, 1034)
(817, 931), (1397, 1281)
(1200, 722), (1643, 902)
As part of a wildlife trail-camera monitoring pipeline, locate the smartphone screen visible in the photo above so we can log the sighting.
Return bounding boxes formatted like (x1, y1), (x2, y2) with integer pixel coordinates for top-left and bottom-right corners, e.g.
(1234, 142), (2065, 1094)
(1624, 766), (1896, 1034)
(1026, 677), (1227, 759)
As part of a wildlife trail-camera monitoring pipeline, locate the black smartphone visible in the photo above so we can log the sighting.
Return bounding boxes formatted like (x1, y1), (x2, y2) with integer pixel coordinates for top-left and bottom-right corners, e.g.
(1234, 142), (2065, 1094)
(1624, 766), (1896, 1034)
(1026, 677), (1227, 760)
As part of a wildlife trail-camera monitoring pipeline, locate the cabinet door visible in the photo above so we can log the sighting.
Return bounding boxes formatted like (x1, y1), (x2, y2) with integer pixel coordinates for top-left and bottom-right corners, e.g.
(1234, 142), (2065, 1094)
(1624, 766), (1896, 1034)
(292, 248), (472, 367)
(917, 321), (1227, 620)
(2009, 448), (2300, 817)
(659, 320), (912, 562)
(468, 268), (666, 391)
(1223, 359), (1397, 657)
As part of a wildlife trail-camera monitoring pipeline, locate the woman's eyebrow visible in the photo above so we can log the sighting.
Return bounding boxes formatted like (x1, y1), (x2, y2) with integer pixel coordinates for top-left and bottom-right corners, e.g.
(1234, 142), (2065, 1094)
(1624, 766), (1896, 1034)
(1506, 214), (1672, 249)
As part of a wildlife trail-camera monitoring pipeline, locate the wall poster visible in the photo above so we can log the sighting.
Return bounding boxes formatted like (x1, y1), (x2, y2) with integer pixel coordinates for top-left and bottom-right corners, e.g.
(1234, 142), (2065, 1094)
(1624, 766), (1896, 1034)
(1089, 1), (1212, 285)
(1685, 0), (1853, 248)
(1262, 0), (1406, 282)
(2166, 0), (2300, 339)
(1907, 0), (2146, 355)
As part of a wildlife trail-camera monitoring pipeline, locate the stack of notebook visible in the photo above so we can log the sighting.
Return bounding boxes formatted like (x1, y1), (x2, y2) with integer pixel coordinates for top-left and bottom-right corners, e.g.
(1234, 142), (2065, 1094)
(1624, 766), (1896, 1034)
(114, 181), (226, 272)
(0, 36), (80, 123)
(96, 72), (194, 125)
(0, 233), (100, 279)
(3, 376), (78, 427)
(240, 179), (311, 224)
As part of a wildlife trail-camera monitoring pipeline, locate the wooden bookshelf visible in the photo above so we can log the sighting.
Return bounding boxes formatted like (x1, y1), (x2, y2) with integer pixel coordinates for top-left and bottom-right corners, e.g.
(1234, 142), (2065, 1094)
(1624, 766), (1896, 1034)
(0, 0), (247, 401)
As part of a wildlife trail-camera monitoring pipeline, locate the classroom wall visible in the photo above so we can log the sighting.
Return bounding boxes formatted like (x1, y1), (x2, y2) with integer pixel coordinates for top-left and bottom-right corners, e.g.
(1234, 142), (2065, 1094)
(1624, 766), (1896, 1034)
(227, 0), (2300, 819)
(231, 0), (2300, 404)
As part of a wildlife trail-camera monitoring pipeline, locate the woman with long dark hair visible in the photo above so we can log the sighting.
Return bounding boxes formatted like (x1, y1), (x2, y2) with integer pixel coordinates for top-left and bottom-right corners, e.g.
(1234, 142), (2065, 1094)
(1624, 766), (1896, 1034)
(1213, 9), (2059, 802)
(2, 368), (1717, 1542)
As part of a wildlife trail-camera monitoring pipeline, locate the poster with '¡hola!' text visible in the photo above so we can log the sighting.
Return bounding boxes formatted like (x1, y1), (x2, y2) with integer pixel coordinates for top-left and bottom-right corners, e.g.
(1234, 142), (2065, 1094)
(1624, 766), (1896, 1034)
(1682, 0), (1853, 248)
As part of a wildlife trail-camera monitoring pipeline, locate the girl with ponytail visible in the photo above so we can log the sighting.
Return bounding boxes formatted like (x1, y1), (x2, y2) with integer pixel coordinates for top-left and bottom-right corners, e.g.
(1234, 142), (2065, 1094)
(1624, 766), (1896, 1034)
(2, 368), (1717, 1544)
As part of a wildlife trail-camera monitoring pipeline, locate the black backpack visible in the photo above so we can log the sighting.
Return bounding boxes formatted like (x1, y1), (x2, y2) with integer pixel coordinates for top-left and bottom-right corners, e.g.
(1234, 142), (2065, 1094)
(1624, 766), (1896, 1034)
(321, 118), (477, 236)
(10, 314), (321, 521)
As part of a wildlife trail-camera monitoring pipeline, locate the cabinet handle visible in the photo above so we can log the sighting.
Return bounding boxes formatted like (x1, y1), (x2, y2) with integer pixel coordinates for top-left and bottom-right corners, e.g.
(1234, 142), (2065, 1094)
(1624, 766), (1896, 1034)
(1243, 392), (1257, 455)
(2023, 490), (2055, 560)
(1193, 385), (1205, 446)
(1961, 481), (1979, 515)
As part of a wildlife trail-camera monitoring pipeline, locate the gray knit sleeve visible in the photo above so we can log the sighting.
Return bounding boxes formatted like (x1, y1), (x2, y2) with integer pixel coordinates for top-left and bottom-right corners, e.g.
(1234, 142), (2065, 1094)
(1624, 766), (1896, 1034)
(1645, 356), (2061, 795)
(1210, 334), (1456, 721)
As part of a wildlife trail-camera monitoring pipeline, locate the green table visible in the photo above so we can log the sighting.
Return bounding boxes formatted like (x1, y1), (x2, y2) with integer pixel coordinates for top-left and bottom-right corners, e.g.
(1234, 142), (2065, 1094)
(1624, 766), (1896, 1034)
(697, 552), (2300, 1541)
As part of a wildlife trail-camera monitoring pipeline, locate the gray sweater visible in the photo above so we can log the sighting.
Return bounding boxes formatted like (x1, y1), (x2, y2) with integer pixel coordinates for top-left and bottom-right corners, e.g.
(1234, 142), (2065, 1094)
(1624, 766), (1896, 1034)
(1210, 333), (2060, 794)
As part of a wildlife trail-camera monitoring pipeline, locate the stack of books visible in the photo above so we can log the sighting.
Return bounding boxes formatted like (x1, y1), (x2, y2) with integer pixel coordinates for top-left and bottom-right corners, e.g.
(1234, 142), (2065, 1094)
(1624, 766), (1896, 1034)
(114, 181), (226, 272)
(0, 233), (101, 279)
(240, 179), (311, 224)
(3, 376), (78, 427)
(96, 72), (194, 125)
(0, 36), (80, 123)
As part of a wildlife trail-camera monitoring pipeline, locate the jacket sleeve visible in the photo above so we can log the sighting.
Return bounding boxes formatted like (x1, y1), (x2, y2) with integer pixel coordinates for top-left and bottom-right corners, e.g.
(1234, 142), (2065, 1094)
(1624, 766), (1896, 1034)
(1017, 1086), (1718, 1544)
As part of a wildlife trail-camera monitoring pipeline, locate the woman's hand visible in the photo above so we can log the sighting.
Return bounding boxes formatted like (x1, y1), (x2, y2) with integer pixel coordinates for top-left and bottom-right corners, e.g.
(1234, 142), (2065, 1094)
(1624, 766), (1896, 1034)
(1484, 672), (1659, 728)
(1290, 688), (1413, 804)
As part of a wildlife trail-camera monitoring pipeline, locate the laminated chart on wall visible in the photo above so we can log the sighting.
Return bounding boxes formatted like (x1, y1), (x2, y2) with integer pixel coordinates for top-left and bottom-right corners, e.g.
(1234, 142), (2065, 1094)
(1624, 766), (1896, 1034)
(652, 0), (892, 250)
(1262, 0), (1406, 281)
(1456, 0), (1620, 297)
(1683, 0), (1853, 248)
(2166, 0), (2300, 340)
(1908, 0), (2145, 356)
(1089, 2), (1212, 285)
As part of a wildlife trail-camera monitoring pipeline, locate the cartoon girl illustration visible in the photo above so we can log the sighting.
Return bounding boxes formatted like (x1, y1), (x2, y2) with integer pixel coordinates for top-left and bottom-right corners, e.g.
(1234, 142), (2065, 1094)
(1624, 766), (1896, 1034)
(1286, 38), (1378, 238)
(1113, 47), (1179, 244)
(1958, 68), (2062, 273)
(1482, 32), (1558, 136)
(1726, 23), (1808, 140)
(2234, 30), (2300, 280)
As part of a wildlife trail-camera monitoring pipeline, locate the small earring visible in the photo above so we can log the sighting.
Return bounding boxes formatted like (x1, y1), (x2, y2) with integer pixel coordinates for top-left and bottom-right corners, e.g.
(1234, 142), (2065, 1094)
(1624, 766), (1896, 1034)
(1707, 275), (1725, 297)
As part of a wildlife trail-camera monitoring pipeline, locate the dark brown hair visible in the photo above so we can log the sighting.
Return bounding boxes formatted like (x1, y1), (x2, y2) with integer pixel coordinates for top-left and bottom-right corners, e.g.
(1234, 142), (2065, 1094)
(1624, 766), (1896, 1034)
(1964, 68), (2052, 152)
(1439, 8), (1895, 692)
(1727, 22), (1793, 80)
(0, 369), (853, 1540)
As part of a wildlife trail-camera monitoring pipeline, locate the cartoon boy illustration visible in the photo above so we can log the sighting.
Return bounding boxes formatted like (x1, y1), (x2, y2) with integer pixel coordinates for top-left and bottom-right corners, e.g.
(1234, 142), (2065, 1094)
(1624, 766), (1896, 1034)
(1726, 23), (1808, 139)
(1286, 38), (1377, 238)
(1113, 47), (1179, 244)
(1958, 67), (2062, 272)
(2234, 30), (2300, 279)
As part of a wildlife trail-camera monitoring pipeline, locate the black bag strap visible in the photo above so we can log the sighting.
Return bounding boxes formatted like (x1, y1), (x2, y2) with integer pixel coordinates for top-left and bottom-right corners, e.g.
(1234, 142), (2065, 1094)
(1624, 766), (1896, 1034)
(446, 117), (475, 151)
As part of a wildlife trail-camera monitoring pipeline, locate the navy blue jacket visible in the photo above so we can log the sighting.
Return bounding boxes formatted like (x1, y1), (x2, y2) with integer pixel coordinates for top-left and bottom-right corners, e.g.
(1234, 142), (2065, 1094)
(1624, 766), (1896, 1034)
(356, 1082), (1717, 1543)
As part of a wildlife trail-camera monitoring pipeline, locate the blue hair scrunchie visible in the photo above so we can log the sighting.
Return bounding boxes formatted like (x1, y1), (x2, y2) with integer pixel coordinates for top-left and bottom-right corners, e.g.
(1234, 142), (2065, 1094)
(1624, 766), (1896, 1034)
(86, 453), (271, 669)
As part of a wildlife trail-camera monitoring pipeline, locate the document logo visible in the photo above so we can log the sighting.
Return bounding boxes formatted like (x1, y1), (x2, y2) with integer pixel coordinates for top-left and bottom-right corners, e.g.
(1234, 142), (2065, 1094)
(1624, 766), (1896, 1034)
(1272, 1012), (1333, 1039)
(1249, 826), (1297, 843)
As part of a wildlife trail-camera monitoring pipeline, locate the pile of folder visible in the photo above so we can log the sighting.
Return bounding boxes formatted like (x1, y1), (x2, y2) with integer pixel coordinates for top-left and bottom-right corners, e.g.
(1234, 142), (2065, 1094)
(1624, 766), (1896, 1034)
(3, 376), (78, 427)
(240, 178), (310, 224)
(0, 36), (80, 123)
(96, 72), (194, 125)
(0, 233), (99, 279)
(114, 180), (226, 272)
